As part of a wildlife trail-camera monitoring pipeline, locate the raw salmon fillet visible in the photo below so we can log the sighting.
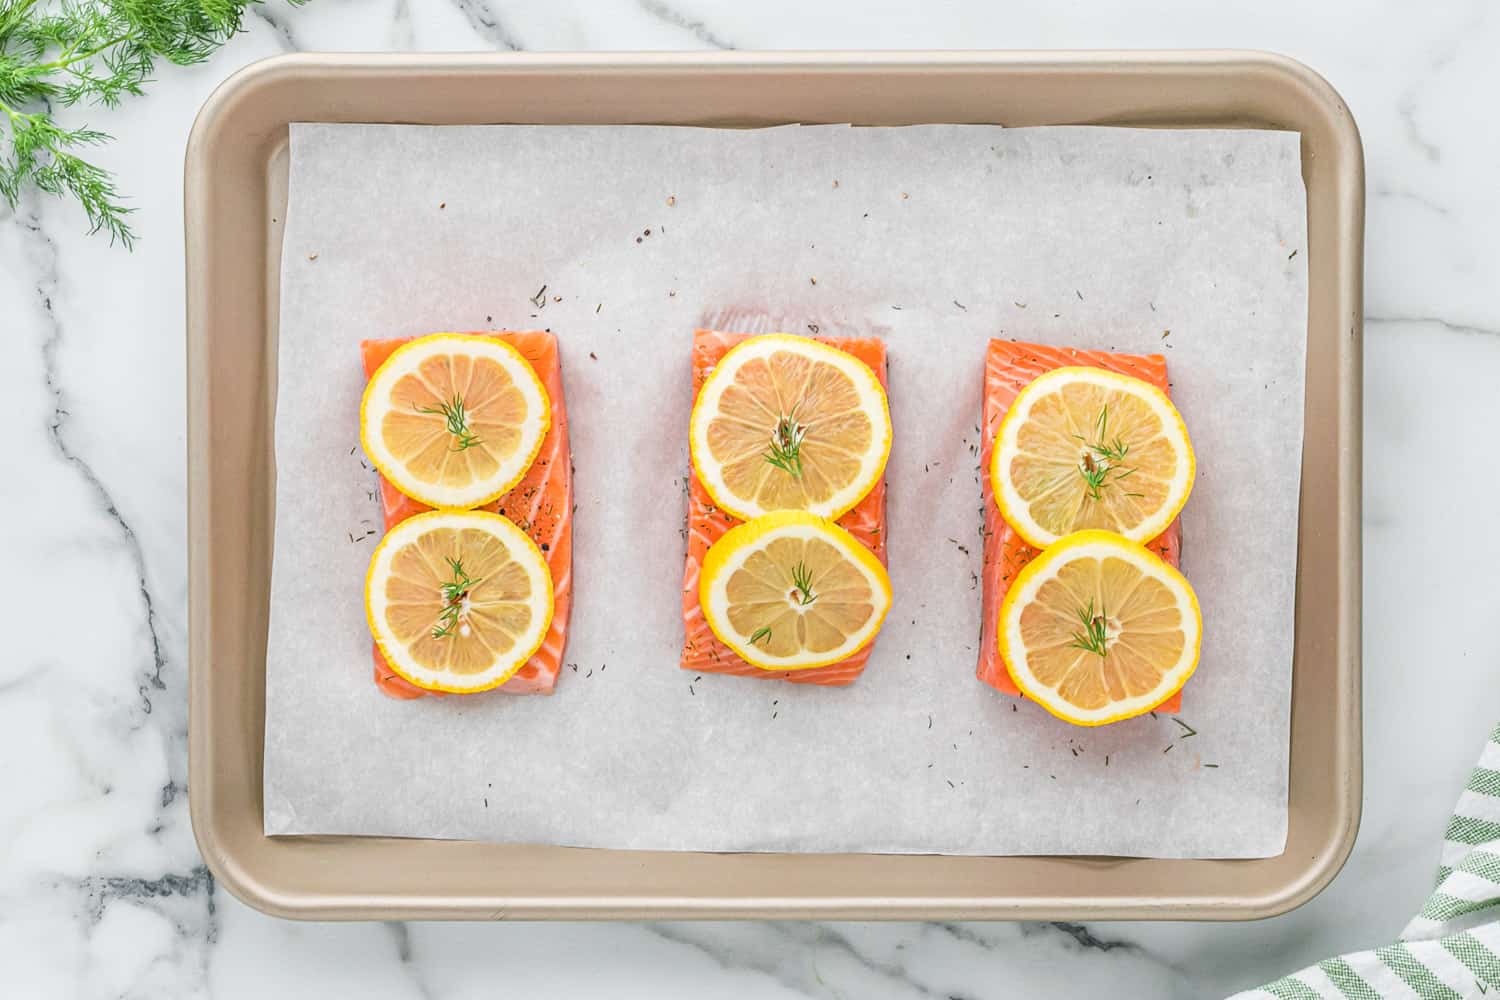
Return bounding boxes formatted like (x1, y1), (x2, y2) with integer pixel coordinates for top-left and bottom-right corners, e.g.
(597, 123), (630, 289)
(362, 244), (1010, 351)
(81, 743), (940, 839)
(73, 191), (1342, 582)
(360, 331), (573, 698)
(977, 339), (1184, 713)
(680, 329), (888, 686)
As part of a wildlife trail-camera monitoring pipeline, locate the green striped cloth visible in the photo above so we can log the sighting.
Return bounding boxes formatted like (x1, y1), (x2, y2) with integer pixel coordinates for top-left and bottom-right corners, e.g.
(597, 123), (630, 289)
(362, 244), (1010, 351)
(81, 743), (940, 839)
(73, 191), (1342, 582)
(1232, 723), (1500, 999)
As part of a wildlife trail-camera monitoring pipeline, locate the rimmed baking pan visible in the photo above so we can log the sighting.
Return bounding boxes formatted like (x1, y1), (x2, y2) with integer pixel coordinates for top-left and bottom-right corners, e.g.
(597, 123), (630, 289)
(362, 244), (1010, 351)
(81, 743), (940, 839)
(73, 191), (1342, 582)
(186, 50), (1362, 920)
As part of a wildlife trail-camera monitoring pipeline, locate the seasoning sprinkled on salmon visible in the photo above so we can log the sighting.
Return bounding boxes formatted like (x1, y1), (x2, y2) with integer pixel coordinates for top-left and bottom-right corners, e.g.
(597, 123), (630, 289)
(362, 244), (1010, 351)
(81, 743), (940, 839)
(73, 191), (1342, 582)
(978, 339), (1183, 712)
(360, 332), (572, 697)
(680, 328), (887, 686)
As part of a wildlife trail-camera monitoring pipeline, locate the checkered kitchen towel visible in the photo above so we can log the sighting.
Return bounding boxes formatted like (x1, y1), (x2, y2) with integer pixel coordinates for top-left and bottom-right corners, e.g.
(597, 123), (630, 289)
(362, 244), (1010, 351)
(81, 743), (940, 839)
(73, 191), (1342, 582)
(1233, 723), (1500, 998)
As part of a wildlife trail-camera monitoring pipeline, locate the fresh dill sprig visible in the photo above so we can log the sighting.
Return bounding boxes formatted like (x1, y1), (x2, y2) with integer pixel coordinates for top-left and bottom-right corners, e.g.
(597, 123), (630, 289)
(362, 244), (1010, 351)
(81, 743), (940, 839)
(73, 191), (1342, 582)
(431, 556), (480, 640)
(1072, 404), (1142, 502)
(763, 411), (807, 478)
(0, 0), (308, 247)
(748, 626), (773, 646)
(1086, 405), (1131, 464)
(416, 394), (483, 451)
(1079, 451), (1110, 502)
(1067, 597), (1110, 657)
(789, 560), (817, 606)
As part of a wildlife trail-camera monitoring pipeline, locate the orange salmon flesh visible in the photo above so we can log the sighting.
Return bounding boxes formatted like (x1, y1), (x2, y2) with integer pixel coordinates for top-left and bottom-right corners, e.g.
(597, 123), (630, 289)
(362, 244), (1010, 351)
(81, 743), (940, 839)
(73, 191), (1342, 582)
(680, 329), (888, 686)
(978, 339), (1184, 713)
(360, 332), (573, 698)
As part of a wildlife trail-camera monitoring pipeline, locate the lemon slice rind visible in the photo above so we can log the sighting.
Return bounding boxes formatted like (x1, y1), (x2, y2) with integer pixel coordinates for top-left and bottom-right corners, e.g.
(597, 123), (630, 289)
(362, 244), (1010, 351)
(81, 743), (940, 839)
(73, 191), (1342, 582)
(998, 529), (1201, 727)
(361, 333), (551, 510)
(699, 509), (892, 671)
(991, 366), (1194, 549)
(365, 509), (554, 694)
(689, 334), (892, 522)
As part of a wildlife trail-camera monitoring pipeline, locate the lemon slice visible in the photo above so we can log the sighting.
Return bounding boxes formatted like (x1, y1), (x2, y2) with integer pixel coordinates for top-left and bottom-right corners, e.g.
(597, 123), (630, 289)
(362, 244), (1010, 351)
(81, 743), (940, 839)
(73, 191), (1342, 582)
(991, 366), (1194, 548)
(699, 509), (892, 670)
(365, 510), (553, 694)
(689, 334), (892, 521)
(998, 529), (1201, 726)
(361, 333), (550, 509)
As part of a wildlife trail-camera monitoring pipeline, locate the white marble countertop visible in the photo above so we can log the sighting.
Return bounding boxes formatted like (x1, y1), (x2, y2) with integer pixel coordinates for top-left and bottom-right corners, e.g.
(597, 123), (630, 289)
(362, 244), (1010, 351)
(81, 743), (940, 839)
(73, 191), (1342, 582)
(4, 2), (1498, 997)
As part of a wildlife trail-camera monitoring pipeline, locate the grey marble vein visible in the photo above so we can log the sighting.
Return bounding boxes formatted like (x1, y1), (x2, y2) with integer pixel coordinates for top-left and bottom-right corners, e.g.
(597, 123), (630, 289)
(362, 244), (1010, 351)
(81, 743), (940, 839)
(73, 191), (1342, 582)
(1391, 0), (1491, 167)
(1397, 100), (1442, 163)
(83, 867), (215, 924)
(937, 919), (1135, 958)
(1030, 921), (1144, 954)
(1371, 184), (1452, 217)
(25, 211), (168, 719)
(638, 0), (736, 49)
(809, 923), (964, 999)
(643, 921), (1002, 999)
(389, 0), (416, 49)
(642, 923), (824, 996)
(250, 4), (301, 52)
(80, 865), (217, 990)
(1366, 315), (1500, 338)
(5, 203), (208, 996)
(386, 922), (437, 1000)
(446, 0), (524, 50)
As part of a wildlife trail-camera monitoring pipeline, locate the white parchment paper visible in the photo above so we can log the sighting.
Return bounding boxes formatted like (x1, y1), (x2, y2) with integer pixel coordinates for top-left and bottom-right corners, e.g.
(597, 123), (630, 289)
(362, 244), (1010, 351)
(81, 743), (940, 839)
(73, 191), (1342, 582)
(264, 123), (1307, 857)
